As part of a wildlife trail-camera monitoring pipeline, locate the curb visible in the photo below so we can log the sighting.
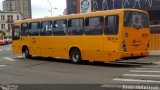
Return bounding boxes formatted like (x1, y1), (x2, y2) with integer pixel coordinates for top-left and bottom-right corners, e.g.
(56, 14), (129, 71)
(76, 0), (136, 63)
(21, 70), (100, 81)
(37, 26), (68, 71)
(148, 55), (160, 57)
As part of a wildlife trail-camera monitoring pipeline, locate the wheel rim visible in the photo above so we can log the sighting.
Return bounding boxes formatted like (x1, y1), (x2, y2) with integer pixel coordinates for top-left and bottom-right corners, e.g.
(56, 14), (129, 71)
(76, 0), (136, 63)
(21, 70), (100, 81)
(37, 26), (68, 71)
(72, 53), (79, 62)
(25, 49), (29, 57)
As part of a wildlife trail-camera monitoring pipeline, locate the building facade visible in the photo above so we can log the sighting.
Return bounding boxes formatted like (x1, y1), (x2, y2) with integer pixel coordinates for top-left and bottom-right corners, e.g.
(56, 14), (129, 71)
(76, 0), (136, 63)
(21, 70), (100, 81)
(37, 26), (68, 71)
(0, 11), (22, 37)
(66, 0), (160, 25)
(15, 0), (32, 19)
(2, 0), (32, 19)
(2, 0), (16, 11)
(66, 0), (78, 14)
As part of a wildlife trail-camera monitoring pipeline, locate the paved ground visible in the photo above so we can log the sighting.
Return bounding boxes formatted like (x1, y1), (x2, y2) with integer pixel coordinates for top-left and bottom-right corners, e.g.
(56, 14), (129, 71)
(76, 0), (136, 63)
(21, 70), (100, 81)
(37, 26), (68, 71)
(150, 50), (160, 56)
(0, 44), (160, 90)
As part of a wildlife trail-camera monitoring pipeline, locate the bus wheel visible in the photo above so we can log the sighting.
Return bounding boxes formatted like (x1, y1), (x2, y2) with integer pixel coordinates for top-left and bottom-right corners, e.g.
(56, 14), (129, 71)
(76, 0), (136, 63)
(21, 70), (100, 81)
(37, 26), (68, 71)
(70, 49), (81, 64)
(23, 47), (31, 59)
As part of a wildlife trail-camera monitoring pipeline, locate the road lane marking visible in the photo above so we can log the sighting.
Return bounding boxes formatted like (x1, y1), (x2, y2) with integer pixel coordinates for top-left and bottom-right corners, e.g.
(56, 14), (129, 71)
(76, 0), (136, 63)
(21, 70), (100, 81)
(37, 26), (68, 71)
(123, 74), (160, 77)
(130, 70), (160, 73)
(136, 68), (160, 70)
(136, 68), (152, 69)
(113, 78), (160, 83)
(101, 84), (121, 88)
(3, 57), (16, 61)
(0, 65), (6, 67)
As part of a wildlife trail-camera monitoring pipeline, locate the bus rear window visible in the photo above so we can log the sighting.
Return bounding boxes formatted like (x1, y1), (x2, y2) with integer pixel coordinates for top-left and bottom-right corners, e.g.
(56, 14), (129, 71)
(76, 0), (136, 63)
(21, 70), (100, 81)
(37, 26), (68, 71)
(124, 11), (149, 28)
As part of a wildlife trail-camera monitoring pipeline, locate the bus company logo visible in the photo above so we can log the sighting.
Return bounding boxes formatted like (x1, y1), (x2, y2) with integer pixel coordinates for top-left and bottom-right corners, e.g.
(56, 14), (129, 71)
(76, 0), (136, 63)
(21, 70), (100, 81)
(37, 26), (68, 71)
(107, 37), (118, 41)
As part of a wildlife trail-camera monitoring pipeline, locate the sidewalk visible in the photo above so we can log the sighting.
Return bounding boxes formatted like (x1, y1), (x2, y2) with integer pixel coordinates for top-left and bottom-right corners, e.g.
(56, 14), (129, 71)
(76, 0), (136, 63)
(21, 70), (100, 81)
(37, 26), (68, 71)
(149, 50), (160, 56)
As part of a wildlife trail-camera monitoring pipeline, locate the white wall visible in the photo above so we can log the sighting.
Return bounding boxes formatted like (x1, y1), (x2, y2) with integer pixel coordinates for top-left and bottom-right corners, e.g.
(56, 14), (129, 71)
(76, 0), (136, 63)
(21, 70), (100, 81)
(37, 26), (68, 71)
(0, 12), (22, 37)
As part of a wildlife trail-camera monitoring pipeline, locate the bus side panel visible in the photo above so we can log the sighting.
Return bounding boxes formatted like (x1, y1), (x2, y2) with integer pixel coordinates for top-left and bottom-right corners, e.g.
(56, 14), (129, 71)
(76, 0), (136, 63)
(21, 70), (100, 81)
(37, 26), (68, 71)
(43, 36), (56, 57)
(46, 36), (68, 59)
(72, 36), (105, 61)
(39, 37), (47, 57)
(103, 35), (122, 62)
(12, 40), (22, 54)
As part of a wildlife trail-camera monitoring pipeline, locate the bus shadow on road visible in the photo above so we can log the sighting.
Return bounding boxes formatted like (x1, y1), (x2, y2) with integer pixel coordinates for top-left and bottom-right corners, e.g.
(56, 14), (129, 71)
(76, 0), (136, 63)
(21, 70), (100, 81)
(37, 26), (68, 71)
(22, 56), (154, 68)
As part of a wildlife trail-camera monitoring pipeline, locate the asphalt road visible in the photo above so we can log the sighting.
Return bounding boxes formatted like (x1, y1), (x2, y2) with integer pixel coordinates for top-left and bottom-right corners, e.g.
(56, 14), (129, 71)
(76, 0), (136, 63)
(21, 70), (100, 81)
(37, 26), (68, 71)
(0, 44), (160, 90)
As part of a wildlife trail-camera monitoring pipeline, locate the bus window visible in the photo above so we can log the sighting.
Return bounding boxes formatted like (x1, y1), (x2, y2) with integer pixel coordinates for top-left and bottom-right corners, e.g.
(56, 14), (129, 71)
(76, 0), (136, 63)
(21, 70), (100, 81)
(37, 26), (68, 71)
(124, 11), (149, 28)
(21, 23), (28, 36)
(41, 21), (53, 36)
(29, 22), (40, 36)
(12, 26), (20, 40)
(85, 16), (103, 35)
(68, 18), (84, 35)
(53, 20), (67, 36)
(104, 15), (119, 35)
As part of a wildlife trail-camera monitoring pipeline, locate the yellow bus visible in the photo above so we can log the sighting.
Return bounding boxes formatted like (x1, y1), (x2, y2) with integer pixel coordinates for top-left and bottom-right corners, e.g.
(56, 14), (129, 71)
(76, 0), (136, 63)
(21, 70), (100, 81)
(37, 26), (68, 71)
(12, 9), (150, 64)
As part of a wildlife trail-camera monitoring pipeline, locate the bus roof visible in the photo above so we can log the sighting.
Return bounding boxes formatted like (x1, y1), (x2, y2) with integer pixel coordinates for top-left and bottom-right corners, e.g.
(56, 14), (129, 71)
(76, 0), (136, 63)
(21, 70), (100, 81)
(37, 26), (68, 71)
(14, 9), (148, 24)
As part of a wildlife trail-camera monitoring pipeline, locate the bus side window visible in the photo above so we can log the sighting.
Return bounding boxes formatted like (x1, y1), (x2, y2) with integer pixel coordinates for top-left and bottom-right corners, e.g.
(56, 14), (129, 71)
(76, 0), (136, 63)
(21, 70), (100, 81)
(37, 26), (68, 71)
(53, 20), (67, 36)
(68, 18), (84, 35)
(29, 22), (40, 36)
(12, 26), (20, 40)
(21, 23), (28, 36)
(105, 15), (119, 35)
(85, 16), (103, 35)
(41, 21), (53, 36)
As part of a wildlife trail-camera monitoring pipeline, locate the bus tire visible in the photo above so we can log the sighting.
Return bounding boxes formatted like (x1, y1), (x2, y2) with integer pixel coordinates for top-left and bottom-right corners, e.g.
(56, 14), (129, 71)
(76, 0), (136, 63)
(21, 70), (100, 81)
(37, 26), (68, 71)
(70, 48), (81, 64)
(23, 47), (31, 59)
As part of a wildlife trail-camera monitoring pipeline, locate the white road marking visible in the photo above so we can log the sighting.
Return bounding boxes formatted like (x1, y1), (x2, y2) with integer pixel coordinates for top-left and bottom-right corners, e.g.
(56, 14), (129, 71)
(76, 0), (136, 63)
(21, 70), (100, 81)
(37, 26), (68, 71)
(16, 55), (24, 58)
(130, 70), (160, 73)
(113, 78), (160, 83)
(101, 84), (120, 88)
(136, 68), (152, 69)
(123, 74), (160, 77)
(136, 68), (160, 70)
(3, 57), (16, 61)
(0, 65), (7, 67)
(142, 66), (159, 68)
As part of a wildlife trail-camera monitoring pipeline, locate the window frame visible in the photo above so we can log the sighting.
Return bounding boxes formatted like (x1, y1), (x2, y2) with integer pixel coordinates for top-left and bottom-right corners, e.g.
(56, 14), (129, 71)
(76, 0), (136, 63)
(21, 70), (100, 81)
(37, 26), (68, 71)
(53, 19), (67, 36)
(104, 15), (119, 35)
(21, 23), (28, 36)
(68, 18), (84, 36)
(28, 22), (40, 36)
(12, 26), (20, 40)
(41, 21), (53, 36)
(124, 11), (149, 28)
(84, 16), (104, 35)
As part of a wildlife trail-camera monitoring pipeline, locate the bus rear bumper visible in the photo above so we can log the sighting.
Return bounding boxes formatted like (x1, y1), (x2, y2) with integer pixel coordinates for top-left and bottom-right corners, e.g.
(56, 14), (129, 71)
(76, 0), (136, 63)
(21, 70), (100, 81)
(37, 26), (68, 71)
(121, 51), (149, 59)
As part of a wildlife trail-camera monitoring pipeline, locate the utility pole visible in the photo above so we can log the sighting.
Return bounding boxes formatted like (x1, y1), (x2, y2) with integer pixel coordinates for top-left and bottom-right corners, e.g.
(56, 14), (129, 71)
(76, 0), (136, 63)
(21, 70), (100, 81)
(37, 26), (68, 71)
(47, 0), (53, 16)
